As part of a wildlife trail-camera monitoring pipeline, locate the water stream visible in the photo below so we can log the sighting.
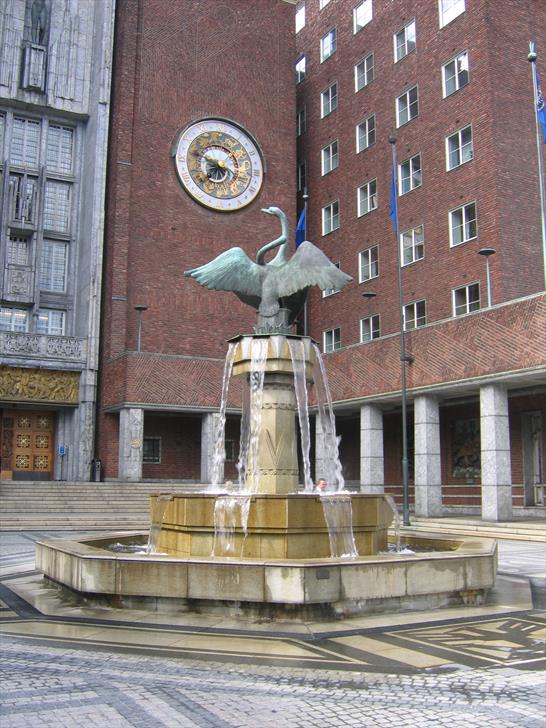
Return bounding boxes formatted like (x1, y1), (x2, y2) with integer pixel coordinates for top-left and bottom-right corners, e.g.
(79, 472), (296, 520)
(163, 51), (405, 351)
(210, 342), (237, 490)
(146, 494), (173, 554)
(287, 338), (313, 492)
(320, 493), (358, 559)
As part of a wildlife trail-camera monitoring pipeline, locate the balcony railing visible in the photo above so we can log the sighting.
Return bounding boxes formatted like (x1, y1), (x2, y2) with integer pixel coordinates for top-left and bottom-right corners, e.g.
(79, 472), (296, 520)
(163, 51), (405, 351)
(0, 331), (87, 364)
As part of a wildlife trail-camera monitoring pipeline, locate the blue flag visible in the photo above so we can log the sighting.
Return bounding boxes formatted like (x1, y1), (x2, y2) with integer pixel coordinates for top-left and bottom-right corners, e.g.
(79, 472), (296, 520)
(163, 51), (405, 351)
(536, 70), (546, 143)
(296, 208), (306, 247)
(389, 161), (398, 236)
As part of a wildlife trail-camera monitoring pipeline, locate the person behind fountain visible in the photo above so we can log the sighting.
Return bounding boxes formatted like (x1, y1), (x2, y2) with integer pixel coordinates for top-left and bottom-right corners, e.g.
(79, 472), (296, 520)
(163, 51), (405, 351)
(314, 478), (327, 492)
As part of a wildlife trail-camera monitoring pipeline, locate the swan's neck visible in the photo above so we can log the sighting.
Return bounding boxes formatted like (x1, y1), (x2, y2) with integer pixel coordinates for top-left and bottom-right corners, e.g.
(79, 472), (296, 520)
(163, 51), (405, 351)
(256, 214), (288, 264)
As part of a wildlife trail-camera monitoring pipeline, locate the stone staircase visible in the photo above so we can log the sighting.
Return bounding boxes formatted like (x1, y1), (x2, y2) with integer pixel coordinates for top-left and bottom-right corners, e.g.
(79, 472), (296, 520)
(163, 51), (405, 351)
(406, 516), (546, 543)
(0, 481), (204, 530)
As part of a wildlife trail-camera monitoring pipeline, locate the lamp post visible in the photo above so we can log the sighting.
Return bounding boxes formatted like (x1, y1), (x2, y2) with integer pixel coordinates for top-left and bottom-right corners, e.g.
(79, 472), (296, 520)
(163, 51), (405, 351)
(478, 247), (496, 307)
(134, 304), (147, 352)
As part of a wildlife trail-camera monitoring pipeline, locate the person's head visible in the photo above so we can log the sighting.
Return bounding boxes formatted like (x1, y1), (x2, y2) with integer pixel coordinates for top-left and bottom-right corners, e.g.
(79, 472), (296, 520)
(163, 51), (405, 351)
(317, 478), (327, 490)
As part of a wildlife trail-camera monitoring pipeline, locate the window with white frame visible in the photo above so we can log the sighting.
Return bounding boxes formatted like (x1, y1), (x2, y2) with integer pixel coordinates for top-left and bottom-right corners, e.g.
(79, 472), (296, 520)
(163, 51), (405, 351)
(143, 437), (161, 464)
(319, 0), (331, 8)
(446, 125), (473, 170)
(359, 245), (379, 282)
(297, 108), (306, 136)
(6, 235), (30, 266)
(36, 309), (65, 336)
(401, 225), (424, 265)
(360, 314), (380, 342)
(295, 2), (305, 33)
(394, 19), (416, 62)
(396, 86), (419, 127)
(449, 202), (477, 246)
(10, 117), (40, 168)
(295, 55), (306, 83)
(47, 125), (74, 174)
(39, 240), (68, 292)
(323, 327), (341, 352)
(403, 300), (426, 330)
(398, 154), (422, 195)
(439, 0), (465, 28)
(442, 51), (468, 97)
(322, 201), (340, 235)
(323, 262), (341, 297)
(355, 53), (374, 91)
(321, 140), (338, 175)
(320, 28), (336, 62)
(453, 282), (480, 316)
(297, 161), (306, 192)
(357, 179), (377, 216)
(321, 82), (338, 117)
(0, 307), (28, 332)
(356, 114), (375, 152)
(44, 180), (71, 232)
(353, 0), (372, 33)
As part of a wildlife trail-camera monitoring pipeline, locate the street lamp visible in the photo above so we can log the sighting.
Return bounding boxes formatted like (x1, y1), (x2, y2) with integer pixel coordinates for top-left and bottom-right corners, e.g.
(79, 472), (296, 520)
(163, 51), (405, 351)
(134, 304), (147, 352)
(478, 248), (496, 307)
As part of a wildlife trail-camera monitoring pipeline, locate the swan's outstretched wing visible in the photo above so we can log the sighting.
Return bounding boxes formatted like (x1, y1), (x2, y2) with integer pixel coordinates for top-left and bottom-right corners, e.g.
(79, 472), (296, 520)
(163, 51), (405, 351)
(184, 247), (263, 297)
(277, 241), (352, 296)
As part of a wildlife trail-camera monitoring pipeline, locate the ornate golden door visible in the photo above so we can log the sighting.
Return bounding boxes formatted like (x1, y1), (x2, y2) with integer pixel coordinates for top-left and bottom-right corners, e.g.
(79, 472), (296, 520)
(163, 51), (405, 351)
(2, 410), (55, 480)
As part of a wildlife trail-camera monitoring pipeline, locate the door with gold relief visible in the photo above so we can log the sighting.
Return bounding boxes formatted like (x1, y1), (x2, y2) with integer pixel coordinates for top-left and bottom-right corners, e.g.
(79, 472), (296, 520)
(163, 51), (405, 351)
(2, 410), (56, 480)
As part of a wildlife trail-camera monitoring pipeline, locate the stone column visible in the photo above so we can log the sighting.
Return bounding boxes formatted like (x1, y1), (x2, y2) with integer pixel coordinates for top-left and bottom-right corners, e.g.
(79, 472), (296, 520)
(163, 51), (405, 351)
(118, 407), (144, 481)
(360, 404), (384, 493)
(480, 384), (512, 521)
(201, 412), (222, 484)
(414, 395), (442, 517)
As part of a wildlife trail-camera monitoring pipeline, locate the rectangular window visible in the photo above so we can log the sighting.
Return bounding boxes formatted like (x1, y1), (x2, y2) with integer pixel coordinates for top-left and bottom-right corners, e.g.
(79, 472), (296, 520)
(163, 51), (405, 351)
(6, 235), (30, 266)
(453, 283), (480, 316)
(398, 153), (422, 195)
(9, 174), (38, 225)
(297, 162), (306, 192)
(439, 0), (465, 28)
(321, 82), (338, 117)
(0, 307), (28, 332)
(442, 51), (469, 97)
(401, 225), (424, 265)
(403, 300), (426, 330)
(321, 140), (338, 175)
(44, 180), (71, 233)
(297, 108), (306, 136)
(449, 202), (477, 246)
(10, 117), (40, 168)
(295, 56), (306, 83)
(323, 328), (341, 353)
(322, 201), (340, 235)
(357, 179), (377, 216)
(360, 314), (380, 342)
(320, 28), (336, 62)
(446, 125), (473, 169)
(40, 240), (68, 292)
(143, 437), (161, 464)
(0, 114), (5, 155)
(394, 19), (416, 62)
(353, 0), (372, 33)
(356, 114), (375, 152)
(359, 245), (379, 282)
(295, 2), (305, 33)
(396, 86), (419, 127)
(355, 53), (374, 91)
(47, 125), (74, 174)
(36, 309), (65, 336)
(319, 0), (331, 8)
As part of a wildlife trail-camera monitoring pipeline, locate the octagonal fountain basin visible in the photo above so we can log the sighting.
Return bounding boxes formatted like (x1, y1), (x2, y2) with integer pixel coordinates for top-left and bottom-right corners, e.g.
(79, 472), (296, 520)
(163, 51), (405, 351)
(35, 532), (497, 619)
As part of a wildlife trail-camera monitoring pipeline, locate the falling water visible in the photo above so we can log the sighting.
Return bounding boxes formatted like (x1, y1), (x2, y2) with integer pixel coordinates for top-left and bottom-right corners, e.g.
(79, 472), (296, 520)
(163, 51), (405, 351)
(146, 494), (173, 554)
(212, 494), (252, 557)
(384, 494), (402, 552)
(239, 337), (268, 493)
(320, 493), (358, 559)
(287, 338), (313, 492)
(209, 342), (237, 490)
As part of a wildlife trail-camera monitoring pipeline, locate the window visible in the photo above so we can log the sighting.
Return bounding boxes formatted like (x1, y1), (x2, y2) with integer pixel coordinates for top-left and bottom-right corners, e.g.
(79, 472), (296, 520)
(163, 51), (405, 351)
(394, 20), (416, 62)
(396, 86), (419, 127)
(357, 179), (377, 216)
(295, 56), (306, 83)
(353, 0), (372, 33)
(404, 300), (426, 330)
(446, 125), (473, 169)
(40, 240), (68, 292)
(356, 114), (375, 152)
(0, 307), (28, 332)
(322, 201), (339, 235)
(44, 180), (71, 232)
(355, 53), (374, 92)
(10, 117), (40, 168)
(143, 437), (161, 464)
(297, 108), (306, 136)
(453, 283), (480, 316)
(36, 309), (65, 336)
(297, 162), (306, 192)
(323, 328), (341, 352)
(319, 0), (331, 8)
(225, 439), (236, 462)
(47, 125), (74, 174)
(295, 2), (305, 33)
(360, 314), (380, 342)
(9, 174), (38, 225)
(6, 235), (30, 266)
(323, 262), (341, 297)
(321, 82), (338, 117)
(439, 0), (465, 28)
(321, 140), (338, 175)
(449, 202), (477, 246)
(0, 114), (5, 154)
(442, 51), (469, 97)
(398, 154), (422, 195)
(401, 225), (424, 265)
(359, 245), (379, 282)
(320, 28), (336, 62)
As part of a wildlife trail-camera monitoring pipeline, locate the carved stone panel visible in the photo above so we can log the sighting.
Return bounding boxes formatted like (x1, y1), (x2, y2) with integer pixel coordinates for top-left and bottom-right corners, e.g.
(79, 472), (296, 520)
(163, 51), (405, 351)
(0, 365), (80, 404)
(5, 267), (34, 301)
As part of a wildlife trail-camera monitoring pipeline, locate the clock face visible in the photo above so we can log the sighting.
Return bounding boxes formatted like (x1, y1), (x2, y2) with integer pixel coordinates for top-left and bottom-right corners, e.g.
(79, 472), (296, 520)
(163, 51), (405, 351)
(174, 119), (264, 211)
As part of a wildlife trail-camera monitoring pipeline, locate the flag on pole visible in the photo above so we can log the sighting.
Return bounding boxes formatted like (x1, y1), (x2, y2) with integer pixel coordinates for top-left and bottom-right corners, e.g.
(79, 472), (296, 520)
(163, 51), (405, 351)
(389, 160), (398, 236)
(536, 70), (546, 142)
(296, 208), (306, 247)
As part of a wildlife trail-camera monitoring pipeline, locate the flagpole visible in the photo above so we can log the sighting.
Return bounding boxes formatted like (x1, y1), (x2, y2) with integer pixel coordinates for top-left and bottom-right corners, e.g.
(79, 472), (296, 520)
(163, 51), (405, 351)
(528, 42), (546, 290)
(389, 135), (411, 527)
(302, 187), (309, 335)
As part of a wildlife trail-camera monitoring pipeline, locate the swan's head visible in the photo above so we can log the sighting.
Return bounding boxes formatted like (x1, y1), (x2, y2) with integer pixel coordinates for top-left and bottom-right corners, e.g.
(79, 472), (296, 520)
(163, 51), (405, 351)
(261, 206), (284, 218)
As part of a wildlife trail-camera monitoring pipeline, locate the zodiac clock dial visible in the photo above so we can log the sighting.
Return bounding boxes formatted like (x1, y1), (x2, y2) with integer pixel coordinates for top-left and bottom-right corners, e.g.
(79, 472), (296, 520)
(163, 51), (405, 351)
(174, 119), (264, 211)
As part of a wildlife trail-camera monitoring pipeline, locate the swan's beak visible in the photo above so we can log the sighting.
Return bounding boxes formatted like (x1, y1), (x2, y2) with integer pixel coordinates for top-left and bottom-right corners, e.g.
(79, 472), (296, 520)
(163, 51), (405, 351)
(261, 207), (274, 215)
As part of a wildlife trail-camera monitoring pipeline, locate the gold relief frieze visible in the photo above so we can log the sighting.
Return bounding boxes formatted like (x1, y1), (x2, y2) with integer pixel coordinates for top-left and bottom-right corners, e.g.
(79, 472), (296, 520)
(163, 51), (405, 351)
(0, 366), (80, 405)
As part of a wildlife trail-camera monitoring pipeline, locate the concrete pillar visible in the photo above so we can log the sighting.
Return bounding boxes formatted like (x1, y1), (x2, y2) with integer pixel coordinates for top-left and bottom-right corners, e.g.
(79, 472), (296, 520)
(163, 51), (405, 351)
(414, 395), (442, 517)
(480, 384), (512, 521)
(118, 407), (144, 481)
(201, 412), (222, 484)
(360, 404), (384, 493)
